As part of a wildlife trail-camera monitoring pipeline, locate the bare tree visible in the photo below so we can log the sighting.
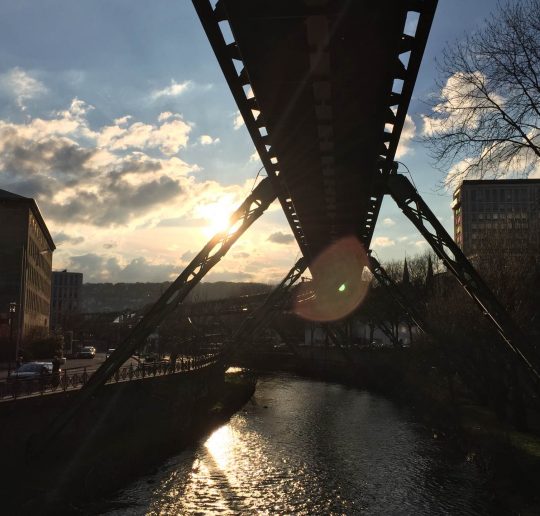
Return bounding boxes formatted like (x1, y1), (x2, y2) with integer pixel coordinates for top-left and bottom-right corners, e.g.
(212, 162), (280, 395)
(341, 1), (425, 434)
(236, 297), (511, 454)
(423, 0), (540, 184)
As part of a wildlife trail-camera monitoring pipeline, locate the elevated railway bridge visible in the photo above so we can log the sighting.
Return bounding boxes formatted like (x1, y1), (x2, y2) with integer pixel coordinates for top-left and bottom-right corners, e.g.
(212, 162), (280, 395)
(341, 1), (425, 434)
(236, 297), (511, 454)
(38, 0), (539, 445)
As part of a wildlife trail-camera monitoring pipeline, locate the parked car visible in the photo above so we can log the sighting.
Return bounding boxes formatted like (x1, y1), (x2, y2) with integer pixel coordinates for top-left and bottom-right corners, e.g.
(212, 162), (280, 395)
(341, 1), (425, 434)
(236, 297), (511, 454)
(77, 346), (96, 359)
(105, 348), (116, 359)
(7, 362), (59, 382)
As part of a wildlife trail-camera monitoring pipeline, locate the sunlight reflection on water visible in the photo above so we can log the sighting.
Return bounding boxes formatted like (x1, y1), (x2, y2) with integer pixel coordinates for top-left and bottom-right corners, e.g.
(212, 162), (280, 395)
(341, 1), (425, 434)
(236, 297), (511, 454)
(105, 375), (491, 515)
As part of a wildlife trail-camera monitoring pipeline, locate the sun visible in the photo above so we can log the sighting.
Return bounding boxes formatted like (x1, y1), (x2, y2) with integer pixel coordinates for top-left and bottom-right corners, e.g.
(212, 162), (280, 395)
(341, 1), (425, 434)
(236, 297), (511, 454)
(197, 196), (238, 238)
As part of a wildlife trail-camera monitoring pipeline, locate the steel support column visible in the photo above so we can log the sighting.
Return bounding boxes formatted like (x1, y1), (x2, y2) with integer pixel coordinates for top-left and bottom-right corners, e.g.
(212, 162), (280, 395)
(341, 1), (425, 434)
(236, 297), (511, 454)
(386, 171), (540, 385)
(33, 177), (277, 452)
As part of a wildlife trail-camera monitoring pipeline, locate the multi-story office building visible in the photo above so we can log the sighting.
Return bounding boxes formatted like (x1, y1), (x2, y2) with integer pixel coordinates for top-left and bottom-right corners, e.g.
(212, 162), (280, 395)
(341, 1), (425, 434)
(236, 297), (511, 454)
(453, 179), (540, 258)
(51, 270), (83, 331)
(0, 189), (55, 351)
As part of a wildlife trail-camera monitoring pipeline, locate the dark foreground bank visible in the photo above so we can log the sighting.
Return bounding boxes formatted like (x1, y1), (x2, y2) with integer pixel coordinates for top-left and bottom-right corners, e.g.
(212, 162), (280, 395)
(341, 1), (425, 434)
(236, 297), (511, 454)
(0, 367), (256, 515)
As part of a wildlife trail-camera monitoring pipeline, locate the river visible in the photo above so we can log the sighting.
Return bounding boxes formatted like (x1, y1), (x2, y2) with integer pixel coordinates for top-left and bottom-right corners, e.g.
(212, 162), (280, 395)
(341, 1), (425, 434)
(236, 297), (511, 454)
(105, 374), (492, 515)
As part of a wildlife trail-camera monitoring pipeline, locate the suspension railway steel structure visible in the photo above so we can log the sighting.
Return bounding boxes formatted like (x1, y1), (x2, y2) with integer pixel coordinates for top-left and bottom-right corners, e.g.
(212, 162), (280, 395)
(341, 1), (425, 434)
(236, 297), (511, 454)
(39, 0), (540, 447)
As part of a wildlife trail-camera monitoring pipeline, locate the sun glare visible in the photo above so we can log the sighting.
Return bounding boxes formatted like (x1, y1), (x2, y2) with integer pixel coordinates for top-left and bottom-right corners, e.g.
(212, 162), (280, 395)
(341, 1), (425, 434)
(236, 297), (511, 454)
(197, 197), (237, 238)
(205, 425), (234, 469)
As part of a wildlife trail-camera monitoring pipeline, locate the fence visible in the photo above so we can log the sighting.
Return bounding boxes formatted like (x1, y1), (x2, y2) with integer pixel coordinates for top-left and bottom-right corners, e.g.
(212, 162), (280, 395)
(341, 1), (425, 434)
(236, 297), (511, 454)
(0, 353), (220, 401)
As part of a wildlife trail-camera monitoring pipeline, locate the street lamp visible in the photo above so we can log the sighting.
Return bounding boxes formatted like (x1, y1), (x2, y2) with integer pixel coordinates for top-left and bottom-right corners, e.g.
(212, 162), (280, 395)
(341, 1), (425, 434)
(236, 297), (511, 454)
(8, 302), (16, 371)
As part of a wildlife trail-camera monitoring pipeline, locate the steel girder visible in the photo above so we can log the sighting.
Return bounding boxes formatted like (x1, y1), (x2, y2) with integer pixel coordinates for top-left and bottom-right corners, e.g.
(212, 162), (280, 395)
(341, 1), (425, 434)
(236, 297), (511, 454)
(34, 177), (277, 452)
(193, 1), (438, 257)
(193, 0), (311, 260)
(359, 0), (438, 247)
(386, 171), (540, 386)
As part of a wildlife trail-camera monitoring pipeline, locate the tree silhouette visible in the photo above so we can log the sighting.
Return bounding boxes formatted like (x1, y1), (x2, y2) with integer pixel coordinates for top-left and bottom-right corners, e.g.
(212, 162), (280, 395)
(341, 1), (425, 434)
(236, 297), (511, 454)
(423, 0), (540, 184)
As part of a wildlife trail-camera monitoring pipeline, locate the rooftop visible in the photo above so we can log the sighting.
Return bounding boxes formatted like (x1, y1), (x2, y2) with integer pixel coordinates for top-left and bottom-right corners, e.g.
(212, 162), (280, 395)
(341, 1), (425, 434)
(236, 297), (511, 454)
(0, 188), (56, 250)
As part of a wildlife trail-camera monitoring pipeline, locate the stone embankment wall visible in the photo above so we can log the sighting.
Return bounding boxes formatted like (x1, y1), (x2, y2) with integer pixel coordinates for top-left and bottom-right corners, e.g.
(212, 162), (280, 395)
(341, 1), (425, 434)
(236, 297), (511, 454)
(0, 366), (255, 514)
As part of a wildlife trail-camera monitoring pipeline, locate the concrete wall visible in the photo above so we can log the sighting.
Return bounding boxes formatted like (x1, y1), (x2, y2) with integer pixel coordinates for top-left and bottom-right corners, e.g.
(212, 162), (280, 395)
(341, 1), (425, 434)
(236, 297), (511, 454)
(0, 365), (226, 511)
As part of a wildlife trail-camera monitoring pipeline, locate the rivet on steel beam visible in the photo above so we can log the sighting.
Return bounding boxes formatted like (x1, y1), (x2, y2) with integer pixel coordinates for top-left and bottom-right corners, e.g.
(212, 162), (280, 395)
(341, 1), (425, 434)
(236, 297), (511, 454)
(388, 92), (401, 106)
(213, 1), (228, 22)
(399, 34), (415, 53)
(227, 42), (242, 60)
(246, 96), (259, 110)
(238, 67), (250, 85)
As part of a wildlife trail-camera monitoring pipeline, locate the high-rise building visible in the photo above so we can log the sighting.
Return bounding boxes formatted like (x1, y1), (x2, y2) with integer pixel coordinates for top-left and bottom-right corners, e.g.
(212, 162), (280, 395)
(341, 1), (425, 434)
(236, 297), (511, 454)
(51, 270), (83, 331)
(0, 189), (55, 353)
(453, 179), (540, 258)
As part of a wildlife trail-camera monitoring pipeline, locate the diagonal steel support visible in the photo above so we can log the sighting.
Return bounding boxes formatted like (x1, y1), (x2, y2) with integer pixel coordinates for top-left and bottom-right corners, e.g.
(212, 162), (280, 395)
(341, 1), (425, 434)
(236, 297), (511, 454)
(385, 171), (540, 385)
(222, 257), (308, 364)
(33, 177), (277, 452)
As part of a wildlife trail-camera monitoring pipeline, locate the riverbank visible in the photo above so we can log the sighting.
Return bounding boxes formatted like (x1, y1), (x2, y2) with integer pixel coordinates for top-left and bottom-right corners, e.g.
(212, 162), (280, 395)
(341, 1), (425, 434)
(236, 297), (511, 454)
(1, 368), (256, 515)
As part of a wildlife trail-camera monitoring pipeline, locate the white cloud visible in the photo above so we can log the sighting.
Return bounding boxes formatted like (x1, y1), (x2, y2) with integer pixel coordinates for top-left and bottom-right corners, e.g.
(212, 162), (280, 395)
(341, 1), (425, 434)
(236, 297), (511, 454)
(268, 232), (294, 245)
(151, 79), (192, 99)
(395, 114), (416, 159)
(414, 240), (428, 248)
(382, 217), (396, 227)
(233, 111), (244, 130)
(158, 112), (174, 122)
(114, 115), (132, 126)
(372, 236), (395, 248)
(0, 91), (295, 284)
(422, 71), (504, 138)
(199, 134), (220, 145)
(249, 150), (260, 162)
(99, 117), (192, 156)
(0, 67), (47, 110)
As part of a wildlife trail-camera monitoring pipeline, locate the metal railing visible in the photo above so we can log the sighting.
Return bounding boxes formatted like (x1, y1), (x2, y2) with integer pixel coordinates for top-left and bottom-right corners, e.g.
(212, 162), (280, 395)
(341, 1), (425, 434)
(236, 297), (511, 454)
(0, 353), (220, 401)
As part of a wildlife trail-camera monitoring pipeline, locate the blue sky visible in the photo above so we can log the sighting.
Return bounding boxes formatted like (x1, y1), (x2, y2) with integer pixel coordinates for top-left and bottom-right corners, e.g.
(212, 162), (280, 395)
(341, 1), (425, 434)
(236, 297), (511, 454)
(0, 0), (500, 283)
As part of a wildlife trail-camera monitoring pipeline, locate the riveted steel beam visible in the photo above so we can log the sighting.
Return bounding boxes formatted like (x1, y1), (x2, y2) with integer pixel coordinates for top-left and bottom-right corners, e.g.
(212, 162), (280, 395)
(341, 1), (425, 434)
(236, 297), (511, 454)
(192, 0), (311, 260)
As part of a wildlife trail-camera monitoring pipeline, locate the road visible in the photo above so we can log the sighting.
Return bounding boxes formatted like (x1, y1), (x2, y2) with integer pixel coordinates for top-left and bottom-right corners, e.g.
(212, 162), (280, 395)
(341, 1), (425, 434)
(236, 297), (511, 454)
(0, 353), (140, 380)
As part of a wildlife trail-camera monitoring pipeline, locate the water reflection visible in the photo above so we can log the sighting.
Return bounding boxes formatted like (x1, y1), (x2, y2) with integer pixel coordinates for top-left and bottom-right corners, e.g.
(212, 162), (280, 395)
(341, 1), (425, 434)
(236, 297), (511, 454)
(106, 375), (491, 515)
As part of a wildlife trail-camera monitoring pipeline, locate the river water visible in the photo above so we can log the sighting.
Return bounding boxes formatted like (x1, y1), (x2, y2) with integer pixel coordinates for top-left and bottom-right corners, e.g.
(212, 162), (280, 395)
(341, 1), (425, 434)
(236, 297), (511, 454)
(105, 374), (492, 515)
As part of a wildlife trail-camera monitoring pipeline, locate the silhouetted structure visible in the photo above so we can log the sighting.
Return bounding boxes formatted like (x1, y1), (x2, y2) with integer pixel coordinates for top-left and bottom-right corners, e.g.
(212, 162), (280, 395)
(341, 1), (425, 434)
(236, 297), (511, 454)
(51, 270), (83, 332)
(0, 189), (55, 356)
(453, 179), (540, 258)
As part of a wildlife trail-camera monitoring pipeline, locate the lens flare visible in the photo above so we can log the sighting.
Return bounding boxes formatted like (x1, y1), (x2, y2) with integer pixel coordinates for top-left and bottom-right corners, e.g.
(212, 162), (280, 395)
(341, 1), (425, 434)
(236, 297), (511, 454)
(294, 236), (369, 322)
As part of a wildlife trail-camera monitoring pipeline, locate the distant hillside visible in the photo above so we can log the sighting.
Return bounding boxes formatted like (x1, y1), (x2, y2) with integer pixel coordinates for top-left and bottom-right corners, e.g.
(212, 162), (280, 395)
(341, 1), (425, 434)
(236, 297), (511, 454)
(81, 281), (272, 313)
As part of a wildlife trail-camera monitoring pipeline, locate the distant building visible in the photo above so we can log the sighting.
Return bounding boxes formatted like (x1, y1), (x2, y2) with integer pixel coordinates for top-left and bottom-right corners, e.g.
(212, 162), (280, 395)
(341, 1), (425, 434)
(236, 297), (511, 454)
(0, 189), (55, 352)
(51, 270), (83, 331)
(453, 179), (540, 258)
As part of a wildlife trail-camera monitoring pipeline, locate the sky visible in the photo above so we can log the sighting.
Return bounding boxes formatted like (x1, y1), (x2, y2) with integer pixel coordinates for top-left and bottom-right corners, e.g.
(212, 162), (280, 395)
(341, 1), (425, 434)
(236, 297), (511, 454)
(0, 0), (502, 284)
